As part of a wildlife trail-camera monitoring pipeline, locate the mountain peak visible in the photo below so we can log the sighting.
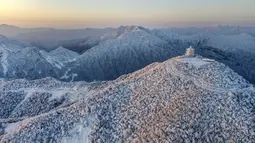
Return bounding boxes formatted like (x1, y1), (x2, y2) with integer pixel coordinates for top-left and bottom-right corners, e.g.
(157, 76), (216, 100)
(51, 46), (78, 56)
(54, 46), (67, 52)
(167, 55), (249, 90)
(175, 56), (212, 68)
(174, 46), (215, 69)
(1, 52), (254, 142)
(117, 25), (149, 35)
(0, 24), (20, 29)
(117, 25), (144, 31)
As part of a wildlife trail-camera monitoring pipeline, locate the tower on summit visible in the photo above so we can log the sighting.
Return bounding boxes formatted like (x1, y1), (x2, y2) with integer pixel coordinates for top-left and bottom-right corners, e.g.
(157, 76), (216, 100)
(185, 46), (195, 57)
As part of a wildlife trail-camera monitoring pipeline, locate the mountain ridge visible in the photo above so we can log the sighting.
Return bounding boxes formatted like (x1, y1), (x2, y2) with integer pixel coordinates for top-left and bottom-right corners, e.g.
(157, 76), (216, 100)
(1, 54), (254, 142)
(1, 26), (255, 85)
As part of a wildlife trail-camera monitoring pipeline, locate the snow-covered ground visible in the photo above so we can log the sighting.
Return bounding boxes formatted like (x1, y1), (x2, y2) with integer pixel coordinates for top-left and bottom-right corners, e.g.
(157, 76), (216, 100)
(61, 115), (95, 143)
(176, 57), (213, 68)
(1, 51), (254, 142)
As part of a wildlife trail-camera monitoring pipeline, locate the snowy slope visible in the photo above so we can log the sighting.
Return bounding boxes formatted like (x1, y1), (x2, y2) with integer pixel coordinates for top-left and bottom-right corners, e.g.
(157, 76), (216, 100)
(0, 45), (10, 76)
(5, 47), (59, 80)
(1, 54), (254, 142)
(50, 46), (79, 59)
(40, 47), (79, 69)
(66, 28), (179, 81)
(0, 35), (26, 52)
(207, 33), (255, 53)
(0, 36), (80, 81)
(0, 35), (27, 77)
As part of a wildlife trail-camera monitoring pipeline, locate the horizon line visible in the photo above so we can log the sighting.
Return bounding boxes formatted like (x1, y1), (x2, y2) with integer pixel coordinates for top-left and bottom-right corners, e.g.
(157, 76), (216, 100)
(1, 23), (255, 30)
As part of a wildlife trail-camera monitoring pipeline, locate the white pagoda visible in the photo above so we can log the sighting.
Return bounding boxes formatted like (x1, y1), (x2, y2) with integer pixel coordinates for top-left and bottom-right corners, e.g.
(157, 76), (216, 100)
(185, 46), (195, 57)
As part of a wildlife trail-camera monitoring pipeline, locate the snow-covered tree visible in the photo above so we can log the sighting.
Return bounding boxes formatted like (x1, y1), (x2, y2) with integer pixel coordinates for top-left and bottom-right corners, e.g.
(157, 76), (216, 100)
(185, 46), (195, 57)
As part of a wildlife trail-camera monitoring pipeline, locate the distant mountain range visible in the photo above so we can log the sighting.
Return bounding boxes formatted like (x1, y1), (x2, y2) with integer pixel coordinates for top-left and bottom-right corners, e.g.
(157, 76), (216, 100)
(0, 27), (180, 82)
(1, 25), (255, 85)
(0, 24), (115, 52)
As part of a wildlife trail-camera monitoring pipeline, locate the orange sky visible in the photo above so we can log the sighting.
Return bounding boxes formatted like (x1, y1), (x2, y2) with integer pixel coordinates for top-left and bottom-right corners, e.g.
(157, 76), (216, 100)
(1, 0), (255, 28)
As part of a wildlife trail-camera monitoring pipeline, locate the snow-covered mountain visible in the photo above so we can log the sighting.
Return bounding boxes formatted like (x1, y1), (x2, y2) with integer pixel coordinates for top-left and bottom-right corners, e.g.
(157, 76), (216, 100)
(153, 29), (255, 84)
(56, 28), (255, 84)
(1, 54), (254, 142)
(0, 35), (29, 77)
(0, 36), (79, 81)
(206, 33), (255, 53)
(0, 27), (181, 82)
(0, 24), (115, 51)
(65, 27), (180, 81)
(4, 47), (59, 80)
(41, 46), (78, 64)
(0, 35), (27, 51)
(1, 26), (255, 85)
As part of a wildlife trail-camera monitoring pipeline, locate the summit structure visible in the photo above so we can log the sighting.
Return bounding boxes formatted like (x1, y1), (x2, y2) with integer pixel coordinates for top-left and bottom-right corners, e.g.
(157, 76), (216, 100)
(185, 46), (195, 57)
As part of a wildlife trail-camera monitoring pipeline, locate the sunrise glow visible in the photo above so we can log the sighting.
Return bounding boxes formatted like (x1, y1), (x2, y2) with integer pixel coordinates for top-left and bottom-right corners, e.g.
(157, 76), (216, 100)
(0, 0), (255, 28)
